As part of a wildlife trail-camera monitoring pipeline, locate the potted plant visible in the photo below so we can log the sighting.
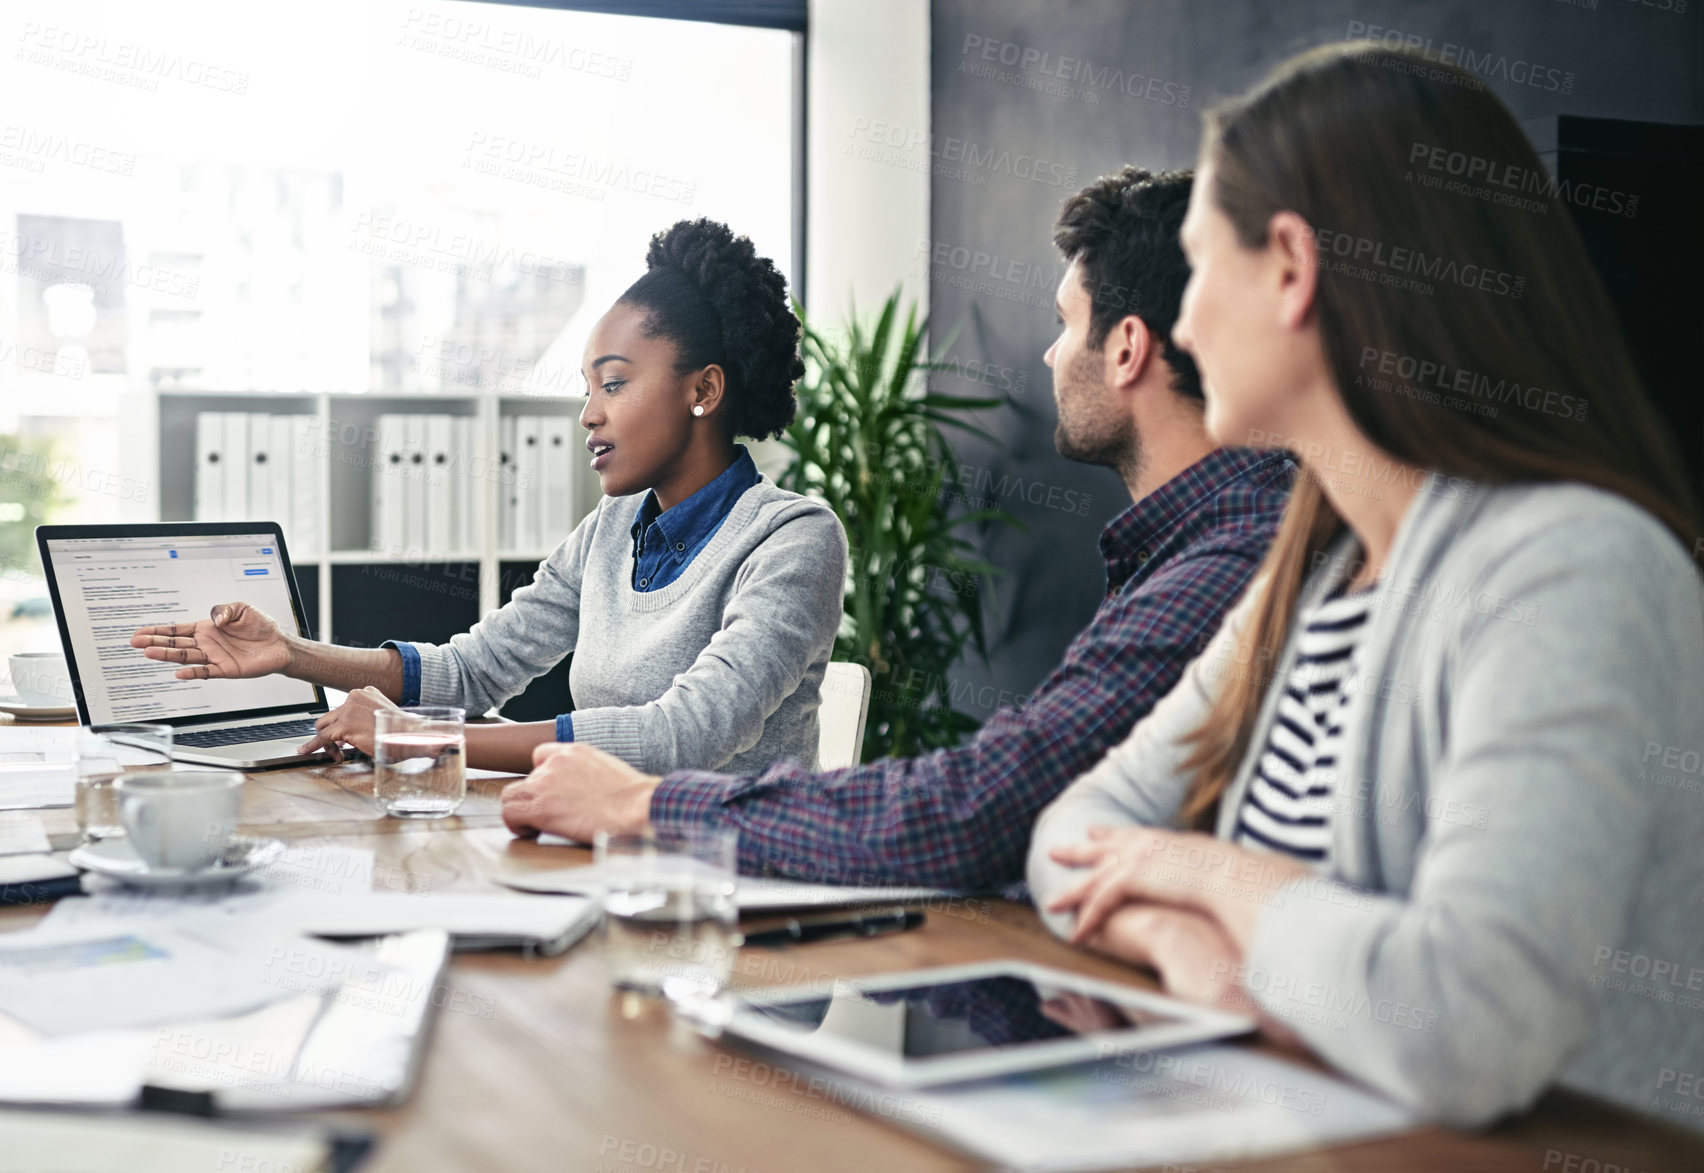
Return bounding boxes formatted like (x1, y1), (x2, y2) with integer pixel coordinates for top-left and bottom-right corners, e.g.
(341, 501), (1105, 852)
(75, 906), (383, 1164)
(777, 292), (1020, 761)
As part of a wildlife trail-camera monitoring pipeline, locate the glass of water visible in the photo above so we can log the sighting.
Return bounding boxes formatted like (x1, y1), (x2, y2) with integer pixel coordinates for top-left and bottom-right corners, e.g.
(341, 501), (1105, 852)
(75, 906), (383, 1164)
(75, 723), (174, 842)
(373, 705), (466, 818)
(595, 828), (740, 1002)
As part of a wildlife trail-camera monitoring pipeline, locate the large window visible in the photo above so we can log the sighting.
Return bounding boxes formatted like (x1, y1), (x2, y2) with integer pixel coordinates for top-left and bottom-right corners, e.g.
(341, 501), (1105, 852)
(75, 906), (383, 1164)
(0, 0), (799, 661)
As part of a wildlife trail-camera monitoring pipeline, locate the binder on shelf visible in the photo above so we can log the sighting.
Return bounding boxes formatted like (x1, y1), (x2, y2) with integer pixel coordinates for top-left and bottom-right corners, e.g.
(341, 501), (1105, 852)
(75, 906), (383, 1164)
(194, 412), (225, 523)
(426, 414), (454, 554)
(221, 412), (252, 522)
(452, 415), (474, 553)
(513, 415), (543, 553)
(373, 414), (406, 555)
(403, 414), (428, 556)
(498, 414), (517, 552)
(288, 413), (321, 558)
(271, 416), (295, 538)
(541, 414), (571, 552)
(248, 413), (275, 526)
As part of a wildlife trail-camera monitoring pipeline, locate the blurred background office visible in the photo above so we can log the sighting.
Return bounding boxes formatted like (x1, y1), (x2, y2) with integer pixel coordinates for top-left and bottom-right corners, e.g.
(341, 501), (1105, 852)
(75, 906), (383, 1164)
(2, 0), (1697, 755)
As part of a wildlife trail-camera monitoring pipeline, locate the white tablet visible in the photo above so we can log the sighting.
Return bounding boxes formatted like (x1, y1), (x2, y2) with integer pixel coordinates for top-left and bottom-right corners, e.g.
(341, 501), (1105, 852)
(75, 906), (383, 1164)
(723, 959), (1255, 1087)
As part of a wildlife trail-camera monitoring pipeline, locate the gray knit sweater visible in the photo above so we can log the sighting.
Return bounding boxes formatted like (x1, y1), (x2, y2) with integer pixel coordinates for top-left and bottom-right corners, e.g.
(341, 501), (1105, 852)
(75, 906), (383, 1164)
(1029, 476), (1704, 1132)
(407, 480), (847, 775)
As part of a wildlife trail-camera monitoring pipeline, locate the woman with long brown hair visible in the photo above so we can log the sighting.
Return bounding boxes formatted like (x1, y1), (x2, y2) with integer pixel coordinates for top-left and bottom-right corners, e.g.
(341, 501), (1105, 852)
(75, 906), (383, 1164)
(1027, 42), (1704, 1130)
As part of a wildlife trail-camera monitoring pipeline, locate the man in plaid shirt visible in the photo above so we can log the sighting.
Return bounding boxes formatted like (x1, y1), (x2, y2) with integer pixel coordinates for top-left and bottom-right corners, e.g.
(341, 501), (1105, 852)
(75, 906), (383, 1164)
(502, 167), (1293, 889)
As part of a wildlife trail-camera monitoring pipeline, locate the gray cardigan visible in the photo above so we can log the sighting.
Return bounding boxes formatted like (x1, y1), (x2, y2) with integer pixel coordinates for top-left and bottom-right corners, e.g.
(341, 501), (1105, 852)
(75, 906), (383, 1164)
(1028, 474), (1704, 1131)
(408, 479), (847, 775)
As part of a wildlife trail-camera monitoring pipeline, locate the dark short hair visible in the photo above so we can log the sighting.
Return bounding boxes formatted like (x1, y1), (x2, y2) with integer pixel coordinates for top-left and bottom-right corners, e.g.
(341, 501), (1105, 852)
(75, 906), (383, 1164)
(618, 218), (805, 441)
(1053, 167), (1202, 401)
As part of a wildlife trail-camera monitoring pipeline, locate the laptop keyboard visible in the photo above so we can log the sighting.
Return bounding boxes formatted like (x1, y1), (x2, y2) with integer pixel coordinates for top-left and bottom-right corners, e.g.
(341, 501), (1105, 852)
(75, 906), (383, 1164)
(175, 718), (321, 749)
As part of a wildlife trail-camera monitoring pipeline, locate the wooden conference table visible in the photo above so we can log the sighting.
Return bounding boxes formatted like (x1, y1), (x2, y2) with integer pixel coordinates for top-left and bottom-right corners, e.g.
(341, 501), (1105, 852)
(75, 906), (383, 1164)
(1, 744), (1702, 1173)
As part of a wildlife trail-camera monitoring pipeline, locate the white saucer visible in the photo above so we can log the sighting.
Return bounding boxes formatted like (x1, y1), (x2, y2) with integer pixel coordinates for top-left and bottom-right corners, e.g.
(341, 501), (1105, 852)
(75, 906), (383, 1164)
(0, 695), (76, 721)
(68, 835), (286, 889)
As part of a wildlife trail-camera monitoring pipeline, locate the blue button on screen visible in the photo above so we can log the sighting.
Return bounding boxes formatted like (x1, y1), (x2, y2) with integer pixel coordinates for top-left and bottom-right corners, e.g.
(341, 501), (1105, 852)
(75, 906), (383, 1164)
(260, 547), (273, 554)
(243, 568), (268, 575)
(169, 550), (178, 558)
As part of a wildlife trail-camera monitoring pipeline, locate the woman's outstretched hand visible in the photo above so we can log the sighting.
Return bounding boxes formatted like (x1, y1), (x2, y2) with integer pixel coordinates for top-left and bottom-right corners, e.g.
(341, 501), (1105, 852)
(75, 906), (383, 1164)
(131, 602), (293, 680)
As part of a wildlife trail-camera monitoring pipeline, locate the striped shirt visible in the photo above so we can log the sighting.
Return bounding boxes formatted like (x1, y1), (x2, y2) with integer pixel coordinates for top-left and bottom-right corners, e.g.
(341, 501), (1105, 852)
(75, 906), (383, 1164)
(1233, 585), (1375, 864)
(650, 447), (1295, 889)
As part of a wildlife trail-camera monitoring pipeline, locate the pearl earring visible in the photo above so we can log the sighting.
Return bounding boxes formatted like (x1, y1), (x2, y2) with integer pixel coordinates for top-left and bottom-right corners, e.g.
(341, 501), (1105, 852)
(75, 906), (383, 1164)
(692, 405), (705, 417)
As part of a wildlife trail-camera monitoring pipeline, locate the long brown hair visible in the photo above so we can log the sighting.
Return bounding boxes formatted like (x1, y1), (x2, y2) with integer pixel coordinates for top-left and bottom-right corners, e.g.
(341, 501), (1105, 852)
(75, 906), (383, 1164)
(1177, 42), (1701, 827)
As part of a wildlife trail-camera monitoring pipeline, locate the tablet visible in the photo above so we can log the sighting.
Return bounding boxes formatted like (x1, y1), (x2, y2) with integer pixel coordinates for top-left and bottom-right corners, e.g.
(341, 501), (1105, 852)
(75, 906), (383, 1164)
(722, 959), (1255, 1087)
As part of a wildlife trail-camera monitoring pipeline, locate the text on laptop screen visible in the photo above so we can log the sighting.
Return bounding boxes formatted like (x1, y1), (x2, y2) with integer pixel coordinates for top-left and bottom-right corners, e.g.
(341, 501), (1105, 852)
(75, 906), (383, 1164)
(45, 533), (319, 724)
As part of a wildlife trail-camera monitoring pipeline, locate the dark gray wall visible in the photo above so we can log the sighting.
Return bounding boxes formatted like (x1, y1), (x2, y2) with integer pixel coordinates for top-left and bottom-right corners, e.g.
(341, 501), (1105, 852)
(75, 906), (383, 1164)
(928, 0), (1703, 708)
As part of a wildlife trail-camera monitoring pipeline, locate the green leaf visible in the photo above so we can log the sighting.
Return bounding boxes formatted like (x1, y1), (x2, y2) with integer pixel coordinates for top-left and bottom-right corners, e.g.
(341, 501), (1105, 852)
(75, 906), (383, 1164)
(784, 289), (1025, 760)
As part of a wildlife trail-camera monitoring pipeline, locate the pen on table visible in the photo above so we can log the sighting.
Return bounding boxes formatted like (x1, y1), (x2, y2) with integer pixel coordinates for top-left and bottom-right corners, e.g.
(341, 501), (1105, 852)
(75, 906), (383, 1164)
(742, 907), (925, 948)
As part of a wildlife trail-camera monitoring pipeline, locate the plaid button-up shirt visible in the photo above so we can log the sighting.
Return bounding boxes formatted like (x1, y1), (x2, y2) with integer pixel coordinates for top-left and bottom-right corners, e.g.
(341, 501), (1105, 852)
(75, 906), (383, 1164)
(651, 447), (1295, 889)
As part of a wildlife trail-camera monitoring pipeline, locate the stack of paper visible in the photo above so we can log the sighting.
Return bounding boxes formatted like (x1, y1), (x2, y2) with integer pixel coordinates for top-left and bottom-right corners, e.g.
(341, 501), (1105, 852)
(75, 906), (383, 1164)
(0, 1108), (354, 1173)
(52, 842), (600, 954)
(0, 824), (52, 857)
(1, 728), (76, 811)
(0, 725), (75, 762)
(0, 726), (173, 812)
(0, 920), (335, 1036)
(766, 1045), (1421, 1171)
(0, 840), (596, 1113)
(0, 925), (450, 1115)
(0, 764), (74, 811)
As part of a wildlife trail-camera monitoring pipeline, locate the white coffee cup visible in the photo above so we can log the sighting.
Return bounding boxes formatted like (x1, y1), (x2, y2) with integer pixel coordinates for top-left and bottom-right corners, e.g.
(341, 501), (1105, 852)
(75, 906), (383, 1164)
(8, 652), (71, 707)
(116, 772), (245, 870)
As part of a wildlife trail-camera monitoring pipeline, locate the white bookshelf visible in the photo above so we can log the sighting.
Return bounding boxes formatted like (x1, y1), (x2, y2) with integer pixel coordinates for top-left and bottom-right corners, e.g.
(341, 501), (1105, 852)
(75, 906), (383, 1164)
(155, 389), (600, 643)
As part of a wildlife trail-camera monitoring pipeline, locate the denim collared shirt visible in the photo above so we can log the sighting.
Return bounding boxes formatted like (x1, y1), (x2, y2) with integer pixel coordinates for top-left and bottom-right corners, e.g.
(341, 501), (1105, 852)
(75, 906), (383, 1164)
(387, 446), (764, 742)
(629, 446), (762, 592)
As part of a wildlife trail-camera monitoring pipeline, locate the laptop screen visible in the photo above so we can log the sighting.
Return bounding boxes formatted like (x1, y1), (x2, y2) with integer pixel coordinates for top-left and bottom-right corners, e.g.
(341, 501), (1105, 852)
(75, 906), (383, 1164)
(42, 531), (321, 725)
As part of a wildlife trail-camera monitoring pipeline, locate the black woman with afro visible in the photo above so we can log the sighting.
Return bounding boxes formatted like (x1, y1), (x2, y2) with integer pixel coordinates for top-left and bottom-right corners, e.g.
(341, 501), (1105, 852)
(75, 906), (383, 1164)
(135, 219), (848, 784)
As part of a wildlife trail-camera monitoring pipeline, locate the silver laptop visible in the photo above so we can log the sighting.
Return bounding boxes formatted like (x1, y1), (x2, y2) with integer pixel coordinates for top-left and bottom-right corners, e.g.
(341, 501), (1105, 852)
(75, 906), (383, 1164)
(36, 522), (335, 768)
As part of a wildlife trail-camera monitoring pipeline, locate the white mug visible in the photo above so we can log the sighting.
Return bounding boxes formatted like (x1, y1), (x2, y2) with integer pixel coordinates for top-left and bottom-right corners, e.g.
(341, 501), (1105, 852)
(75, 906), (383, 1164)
(8, 652), (71, 707)
(116, 772), (245, 870)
